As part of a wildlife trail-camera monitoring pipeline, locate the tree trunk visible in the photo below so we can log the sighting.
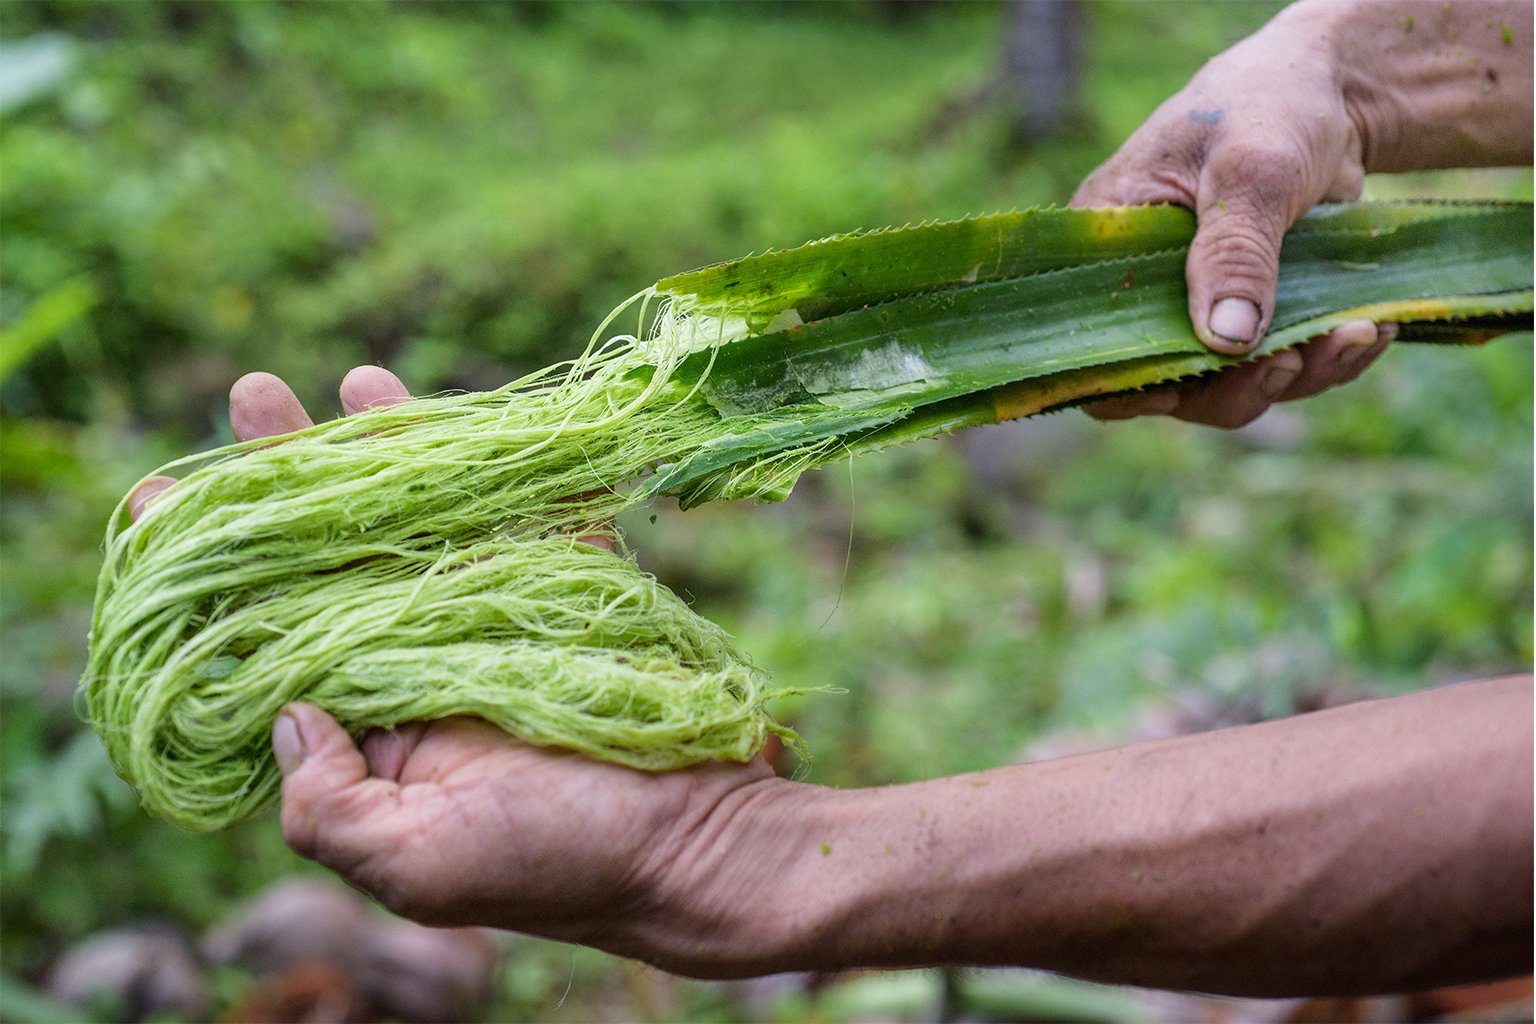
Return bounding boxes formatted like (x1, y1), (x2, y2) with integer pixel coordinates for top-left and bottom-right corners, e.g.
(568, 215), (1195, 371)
(1000, 0), (1085, 145)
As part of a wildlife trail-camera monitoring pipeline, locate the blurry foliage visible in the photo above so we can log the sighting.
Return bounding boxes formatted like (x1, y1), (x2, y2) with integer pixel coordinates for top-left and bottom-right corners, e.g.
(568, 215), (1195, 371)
(0, 1), (1529, 1020)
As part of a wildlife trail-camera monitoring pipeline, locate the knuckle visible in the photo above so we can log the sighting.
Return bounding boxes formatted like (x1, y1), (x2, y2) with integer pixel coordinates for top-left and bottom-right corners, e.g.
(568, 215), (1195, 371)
(1201, 146), (1311, 240)
(1071, 168), (1116, 207)
(1191, 221), (1283, 286)
(1076, 122), (1204, 209)
(1208, 138), (1309, 199)
(1322, 161), (1364, 202)
(1127, 170), (1198, 208)
(1267, 348), (1304, 376)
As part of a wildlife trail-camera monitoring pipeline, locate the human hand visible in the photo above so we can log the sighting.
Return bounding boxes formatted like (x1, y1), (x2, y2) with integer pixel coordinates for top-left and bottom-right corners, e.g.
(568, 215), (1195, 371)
(126, 365), (411, 518)
(127, 366), (784, 971)
(271, 702), (777, 966)
(1084, 320), (1396, 428)
(1071, 0), (1392, 427)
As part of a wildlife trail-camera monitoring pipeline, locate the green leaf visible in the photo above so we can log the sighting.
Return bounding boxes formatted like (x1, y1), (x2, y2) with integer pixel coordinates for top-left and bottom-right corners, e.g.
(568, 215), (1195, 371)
(0, 276), (98, 382)
(646, 201), (1532, 505)
(656, 204), (1199, 336)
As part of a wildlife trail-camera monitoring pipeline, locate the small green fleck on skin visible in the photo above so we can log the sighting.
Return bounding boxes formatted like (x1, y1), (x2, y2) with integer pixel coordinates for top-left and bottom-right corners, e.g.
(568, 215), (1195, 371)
(1501, 23), (1514, 46)
(820, 842), (832, 856)
(1399, 14), (1415, 32)
(1412, 805), (1427, 818)
(1129, 869), (1144, 883)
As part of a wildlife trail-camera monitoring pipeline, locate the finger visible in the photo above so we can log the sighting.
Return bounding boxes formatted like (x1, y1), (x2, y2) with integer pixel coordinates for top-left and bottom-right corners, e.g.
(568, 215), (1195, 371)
(1069, 122), (1200, 211)
(1329, 322), (1396, 388)
(1169, 348), (1303, 429)
(1083, 387), (1181, 421)
(128, 475), (178, 521)
(1070, 163), (1194, 211)
(360, 723), (429, 782)
(340, 365), (411, 416)
(1270, 319), (1381, 402)
(1069, 169), (1126, 209)
(1186, 147), (1307, 354)
(276, 702), (400, 867)
(1334, 331), (1391, 386)
(230, 372), (315, 442)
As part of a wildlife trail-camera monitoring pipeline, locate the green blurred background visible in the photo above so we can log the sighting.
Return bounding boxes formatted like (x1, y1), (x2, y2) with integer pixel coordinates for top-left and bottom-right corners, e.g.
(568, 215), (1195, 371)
(1, 2), (1530, 1021)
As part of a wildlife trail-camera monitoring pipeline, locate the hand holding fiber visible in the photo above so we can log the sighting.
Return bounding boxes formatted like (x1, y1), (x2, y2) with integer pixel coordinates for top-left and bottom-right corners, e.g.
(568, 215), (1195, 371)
(90, 355), (796, 830)
(271, 700), (778, 969)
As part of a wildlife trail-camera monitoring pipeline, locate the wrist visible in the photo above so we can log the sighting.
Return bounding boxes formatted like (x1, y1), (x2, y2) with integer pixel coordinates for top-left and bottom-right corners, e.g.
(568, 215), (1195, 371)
(639, 769), (1053, 978)
(631, 774), (835, 978)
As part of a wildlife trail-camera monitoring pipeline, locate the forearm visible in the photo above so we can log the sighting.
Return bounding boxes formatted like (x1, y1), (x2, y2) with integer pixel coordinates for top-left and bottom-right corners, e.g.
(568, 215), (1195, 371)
(648, 676), (1531, 994)
(1298, 0), (1532, 170)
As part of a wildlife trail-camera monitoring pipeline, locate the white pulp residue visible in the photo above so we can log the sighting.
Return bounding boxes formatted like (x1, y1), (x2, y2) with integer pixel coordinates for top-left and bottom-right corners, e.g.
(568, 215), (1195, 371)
(798, 338), (936, 403)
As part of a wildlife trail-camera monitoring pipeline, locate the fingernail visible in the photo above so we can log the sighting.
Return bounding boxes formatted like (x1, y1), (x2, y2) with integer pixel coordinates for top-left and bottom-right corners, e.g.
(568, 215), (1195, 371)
(128, 479), (172, 520)
(1209, 297), (1261, 346)
(1259, 362), (1299, 401)
(273, 713), (305, 773)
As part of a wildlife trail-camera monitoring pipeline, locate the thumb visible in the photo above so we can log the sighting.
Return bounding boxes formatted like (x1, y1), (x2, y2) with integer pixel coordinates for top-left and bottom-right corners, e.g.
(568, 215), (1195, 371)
(1185, 184), (1293, 355)
(274, 702), (392, 864)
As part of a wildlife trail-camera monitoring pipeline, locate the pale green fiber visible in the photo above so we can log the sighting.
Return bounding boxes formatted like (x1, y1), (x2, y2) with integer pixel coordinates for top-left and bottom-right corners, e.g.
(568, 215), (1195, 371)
(86, 304), (808, 830)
